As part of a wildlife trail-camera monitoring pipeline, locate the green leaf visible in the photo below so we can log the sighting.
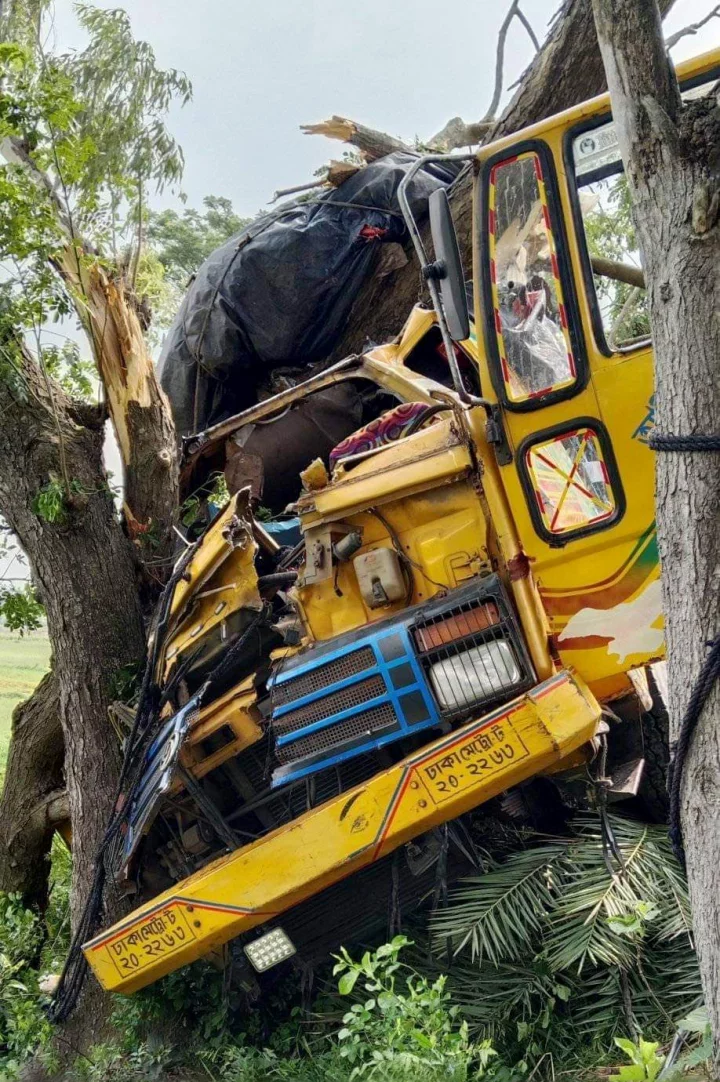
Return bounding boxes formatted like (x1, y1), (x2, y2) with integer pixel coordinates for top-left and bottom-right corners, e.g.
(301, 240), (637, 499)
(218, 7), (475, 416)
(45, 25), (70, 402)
(338, 970), (359, 997)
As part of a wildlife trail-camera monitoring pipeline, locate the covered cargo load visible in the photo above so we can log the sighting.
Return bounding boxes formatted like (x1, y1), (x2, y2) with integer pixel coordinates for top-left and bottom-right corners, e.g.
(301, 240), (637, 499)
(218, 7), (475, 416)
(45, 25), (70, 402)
(158, 153), (462, 433)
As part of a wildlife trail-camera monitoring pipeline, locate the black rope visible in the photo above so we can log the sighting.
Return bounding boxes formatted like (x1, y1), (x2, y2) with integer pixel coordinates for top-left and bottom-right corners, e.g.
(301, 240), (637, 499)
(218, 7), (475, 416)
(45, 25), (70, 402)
(648, 431), (720, 865)
(649, 434), (720, 453)
(667, 635), (720, 865)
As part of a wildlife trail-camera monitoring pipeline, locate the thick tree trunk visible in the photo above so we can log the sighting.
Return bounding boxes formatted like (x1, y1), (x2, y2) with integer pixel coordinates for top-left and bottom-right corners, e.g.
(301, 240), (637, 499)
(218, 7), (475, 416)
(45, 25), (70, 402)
(591, 0), (720, 1057)
(0, 672), (64, 911)
(0, 339), (146, 1050)
(328, 0), (675, 362)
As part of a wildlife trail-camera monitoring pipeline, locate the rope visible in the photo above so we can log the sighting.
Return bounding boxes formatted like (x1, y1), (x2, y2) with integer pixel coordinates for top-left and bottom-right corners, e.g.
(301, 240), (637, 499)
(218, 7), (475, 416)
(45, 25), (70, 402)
(648, 431), (720, 864)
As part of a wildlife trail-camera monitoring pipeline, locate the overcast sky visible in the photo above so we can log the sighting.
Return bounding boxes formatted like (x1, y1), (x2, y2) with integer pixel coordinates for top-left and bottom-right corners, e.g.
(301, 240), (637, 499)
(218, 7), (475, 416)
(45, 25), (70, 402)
(50, 0), (720, 219)
(3, 1), (720, 583)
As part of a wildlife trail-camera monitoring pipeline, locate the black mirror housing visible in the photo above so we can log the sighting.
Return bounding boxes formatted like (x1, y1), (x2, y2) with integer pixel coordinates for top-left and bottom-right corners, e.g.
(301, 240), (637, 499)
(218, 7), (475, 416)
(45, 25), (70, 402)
(428, 188), (470, 342)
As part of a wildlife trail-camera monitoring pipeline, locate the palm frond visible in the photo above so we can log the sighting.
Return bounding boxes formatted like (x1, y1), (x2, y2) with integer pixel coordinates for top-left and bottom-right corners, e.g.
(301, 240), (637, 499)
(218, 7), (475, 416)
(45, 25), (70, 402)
(544, 816), (680, 974)
(430, 844), (567, 965)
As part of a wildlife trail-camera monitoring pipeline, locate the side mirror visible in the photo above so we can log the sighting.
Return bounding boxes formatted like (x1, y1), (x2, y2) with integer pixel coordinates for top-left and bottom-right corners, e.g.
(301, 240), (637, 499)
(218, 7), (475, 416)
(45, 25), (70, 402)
(428, 187), (470, 342)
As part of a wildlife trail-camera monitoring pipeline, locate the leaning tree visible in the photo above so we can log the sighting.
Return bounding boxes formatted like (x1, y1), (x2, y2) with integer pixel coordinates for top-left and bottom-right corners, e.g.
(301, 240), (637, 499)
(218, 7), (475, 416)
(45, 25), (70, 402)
(0, 0), (185, 1050)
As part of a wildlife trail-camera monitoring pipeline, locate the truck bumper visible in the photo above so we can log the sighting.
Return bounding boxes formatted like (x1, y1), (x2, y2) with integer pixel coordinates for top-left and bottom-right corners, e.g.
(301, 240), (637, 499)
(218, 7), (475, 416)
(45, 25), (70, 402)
(84, 669), (600, 994)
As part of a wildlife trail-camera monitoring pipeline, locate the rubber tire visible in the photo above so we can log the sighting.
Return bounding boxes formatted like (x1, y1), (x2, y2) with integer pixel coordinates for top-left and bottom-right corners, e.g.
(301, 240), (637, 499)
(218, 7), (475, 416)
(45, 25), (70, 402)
(637, 699), (670, 824)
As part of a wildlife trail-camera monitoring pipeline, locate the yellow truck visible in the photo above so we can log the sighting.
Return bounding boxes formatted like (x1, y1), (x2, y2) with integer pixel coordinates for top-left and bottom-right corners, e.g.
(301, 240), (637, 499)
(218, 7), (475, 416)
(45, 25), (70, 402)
(83, 47), (719, 999)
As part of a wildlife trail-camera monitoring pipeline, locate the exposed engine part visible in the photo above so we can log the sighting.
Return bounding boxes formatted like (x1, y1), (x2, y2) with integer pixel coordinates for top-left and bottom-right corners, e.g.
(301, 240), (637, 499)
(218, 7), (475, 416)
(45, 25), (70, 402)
(333, 530), (363, 562)
(353, 547), (406, 608)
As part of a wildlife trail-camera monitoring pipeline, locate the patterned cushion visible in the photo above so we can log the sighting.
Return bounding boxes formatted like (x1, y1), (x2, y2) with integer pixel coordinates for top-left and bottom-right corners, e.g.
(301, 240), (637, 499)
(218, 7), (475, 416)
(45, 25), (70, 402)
(329, 402), (433, 468)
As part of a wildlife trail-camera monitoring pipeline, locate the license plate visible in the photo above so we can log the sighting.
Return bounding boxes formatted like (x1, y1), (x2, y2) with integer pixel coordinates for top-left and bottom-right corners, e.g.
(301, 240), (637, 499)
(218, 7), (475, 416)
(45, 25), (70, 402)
(420, 719), (530, 804)
(103, 905), (197, 978)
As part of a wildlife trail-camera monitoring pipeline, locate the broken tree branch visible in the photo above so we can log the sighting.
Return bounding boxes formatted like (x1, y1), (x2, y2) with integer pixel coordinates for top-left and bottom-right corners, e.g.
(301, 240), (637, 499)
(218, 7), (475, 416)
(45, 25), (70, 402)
(271, 160), (362, 203)
(300, 116), (410, 161)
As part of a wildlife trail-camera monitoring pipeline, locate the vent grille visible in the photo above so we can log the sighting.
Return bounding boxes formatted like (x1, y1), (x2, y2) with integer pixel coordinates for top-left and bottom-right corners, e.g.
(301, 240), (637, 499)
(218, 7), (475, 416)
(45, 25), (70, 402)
(275, 703), (398, 764)
(274, 674), (386, 736)
(272, 646), (375, 707)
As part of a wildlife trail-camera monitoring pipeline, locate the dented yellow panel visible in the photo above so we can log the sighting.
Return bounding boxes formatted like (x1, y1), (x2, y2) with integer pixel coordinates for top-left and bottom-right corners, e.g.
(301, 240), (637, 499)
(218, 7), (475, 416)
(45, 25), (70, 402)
(84, 670), (600, 994)
(299, 420), (473, 523)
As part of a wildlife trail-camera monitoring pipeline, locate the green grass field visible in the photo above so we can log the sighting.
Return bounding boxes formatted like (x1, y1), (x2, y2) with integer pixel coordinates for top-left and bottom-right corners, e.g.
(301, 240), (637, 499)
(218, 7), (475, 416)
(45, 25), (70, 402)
(0, 631), (51, 774)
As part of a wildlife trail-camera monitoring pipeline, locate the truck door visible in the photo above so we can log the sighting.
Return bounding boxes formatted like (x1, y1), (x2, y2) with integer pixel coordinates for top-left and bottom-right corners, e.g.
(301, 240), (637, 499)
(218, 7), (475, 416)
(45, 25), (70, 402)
(474, 121), (661, 699)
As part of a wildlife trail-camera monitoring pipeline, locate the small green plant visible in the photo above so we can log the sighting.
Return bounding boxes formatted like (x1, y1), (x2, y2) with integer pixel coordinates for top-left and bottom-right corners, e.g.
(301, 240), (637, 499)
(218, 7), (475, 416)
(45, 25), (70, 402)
(0, 584), (44, 634)
(610, 1037), (664, 1081)
(332, 936), (497, 1080)
(31, 477), (78, 525)
(0, 893), (51, 1069)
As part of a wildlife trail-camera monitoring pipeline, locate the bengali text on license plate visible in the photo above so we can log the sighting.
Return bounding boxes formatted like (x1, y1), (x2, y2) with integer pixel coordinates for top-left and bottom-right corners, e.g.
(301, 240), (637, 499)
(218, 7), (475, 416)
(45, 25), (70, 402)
(104, 905), (197, 977)
(421, 719), (530, 803)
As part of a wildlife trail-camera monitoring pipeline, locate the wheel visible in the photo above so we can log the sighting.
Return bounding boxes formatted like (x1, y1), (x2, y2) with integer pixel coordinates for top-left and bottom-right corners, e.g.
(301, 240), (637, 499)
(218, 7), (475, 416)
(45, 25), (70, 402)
(637, 667), (670, 823)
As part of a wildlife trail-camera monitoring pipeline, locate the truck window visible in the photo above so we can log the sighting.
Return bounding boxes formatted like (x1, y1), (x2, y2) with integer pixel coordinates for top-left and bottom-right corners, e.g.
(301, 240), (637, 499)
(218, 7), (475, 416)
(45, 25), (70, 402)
(571, 75), (717, 352)
(522, 424), (618, 539)
(488, 150), (577, 404)
(572, 129), (649, 351)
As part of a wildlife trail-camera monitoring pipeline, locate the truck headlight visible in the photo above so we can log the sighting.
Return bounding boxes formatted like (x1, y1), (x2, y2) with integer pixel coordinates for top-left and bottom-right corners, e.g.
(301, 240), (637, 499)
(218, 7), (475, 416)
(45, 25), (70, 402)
(243, 927), (296, 972)
(428, 639), (521, 712)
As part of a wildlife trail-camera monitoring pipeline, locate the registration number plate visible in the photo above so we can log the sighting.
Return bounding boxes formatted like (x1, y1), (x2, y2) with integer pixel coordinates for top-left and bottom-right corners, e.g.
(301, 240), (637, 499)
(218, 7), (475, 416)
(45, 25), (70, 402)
(421, 719), (530, 804)
(104, 905), (197, 977)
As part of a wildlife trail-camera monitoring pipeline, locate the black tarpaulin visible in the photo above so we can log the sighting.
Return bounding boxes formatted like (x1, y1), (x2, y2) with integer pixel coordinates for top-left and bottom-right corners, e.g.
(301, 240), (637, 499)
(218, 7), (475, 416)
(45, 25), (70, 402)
(157, 152), (462, 434)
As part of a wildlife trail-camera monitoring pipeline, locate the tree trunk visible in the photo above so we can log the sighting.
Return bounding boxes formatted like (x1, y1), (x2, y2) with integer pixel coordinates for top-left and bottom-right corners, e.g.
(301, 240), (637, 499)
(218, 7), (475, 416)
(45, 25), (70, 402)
(0, 338), (146, 1050)
(328, 0), (675, 362)
(0, 672), (64, 911)
(591, 0), (720, 1057)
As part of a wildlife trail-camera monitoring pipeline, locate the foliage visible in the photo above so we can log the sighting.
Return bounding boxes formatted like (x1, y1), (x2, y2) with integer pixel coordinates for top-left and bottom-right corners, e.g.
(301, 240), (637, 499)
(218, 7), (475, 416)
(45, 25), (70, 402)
(331, 936), (497, 1080)
(610, 1037), (664, 1081)
(0, 584), (44, 635)
(0, 1), (193, 364)
(31, 477), (81, 525)
(43, 342), (94, 400)
(581, 173), (650, 346)
(0, 893), (51, 1070)
(180, 472), (231, 530)
(430, 815), (702, 1070)
(148, 196), (250, 286)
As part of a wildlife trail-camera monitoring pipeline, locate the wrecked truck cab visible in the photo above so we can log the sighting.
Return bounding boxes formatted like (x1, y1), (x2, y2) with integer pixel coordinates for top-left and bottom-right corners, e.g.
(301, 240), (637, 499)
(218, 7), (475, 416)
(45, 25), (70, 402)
(85, 340), (604, 996)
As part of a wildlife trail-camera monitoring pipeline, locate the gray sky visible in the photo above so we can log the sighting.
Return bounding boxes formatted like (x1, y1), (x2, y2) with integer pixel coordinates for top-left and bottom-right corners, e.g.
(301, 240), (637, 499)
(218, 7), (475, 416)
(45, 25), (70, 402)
(50, 0), (720, 219)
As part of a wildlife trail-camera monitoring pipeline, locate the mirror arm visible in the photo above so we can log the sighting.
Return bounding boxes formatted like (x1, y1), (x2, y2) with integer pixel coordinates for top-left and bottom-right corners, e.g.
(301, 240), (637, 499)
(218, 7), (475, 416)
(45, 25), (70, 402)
(397, 153), (487, 408)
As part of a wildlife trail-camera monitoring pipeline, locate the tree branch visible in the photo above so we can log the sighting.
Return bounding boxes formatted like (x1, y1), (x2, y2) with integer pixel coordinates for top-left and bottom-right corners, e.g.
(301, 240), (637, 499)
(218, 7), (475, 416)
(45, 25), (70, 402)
(300, 116), (410, 161)
(483, 1), (540, 122)
(665, 4), (720, 49)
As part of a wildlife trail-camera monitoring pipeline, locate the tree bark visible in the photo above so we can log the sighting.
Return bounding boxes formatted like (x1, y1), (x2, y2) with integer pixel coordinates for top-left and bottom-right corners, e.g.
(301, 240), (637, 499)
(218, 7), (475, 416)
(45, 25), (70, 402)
(0, 337), (146, 1049)
(591, 0), (720, 1058)
(0, 672), (64, 911)
(0, 138), (179, 563)
(327, 0), (675, 362)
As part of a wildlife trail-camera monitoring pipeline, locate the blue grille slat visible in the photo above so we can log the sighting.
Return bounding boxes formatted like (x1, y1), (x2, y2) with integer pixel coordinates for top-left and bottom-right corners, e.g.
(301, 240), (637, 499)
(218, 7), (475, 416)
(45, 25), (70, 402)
(269, 625), (441, 787)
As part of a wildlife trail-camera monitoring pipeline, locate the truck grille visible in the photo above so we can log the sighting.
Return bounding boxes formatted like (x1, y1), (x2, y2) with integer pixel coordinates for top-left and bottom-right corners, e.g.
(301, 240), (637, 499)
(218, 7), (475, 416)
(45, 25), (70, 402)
(274, 674), (386, 736)
(272, 646), (375, 706)
(275, 702), (397, 764)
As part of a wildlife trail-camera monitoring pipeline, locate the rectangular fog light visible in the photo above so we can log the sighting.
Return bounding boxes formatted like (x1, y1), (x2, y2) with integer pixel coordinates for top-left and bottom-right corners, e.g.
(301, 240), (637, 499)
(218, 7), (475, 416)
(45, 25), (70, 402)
(243, 927), (297, 973)
(429, 639), (521, 712)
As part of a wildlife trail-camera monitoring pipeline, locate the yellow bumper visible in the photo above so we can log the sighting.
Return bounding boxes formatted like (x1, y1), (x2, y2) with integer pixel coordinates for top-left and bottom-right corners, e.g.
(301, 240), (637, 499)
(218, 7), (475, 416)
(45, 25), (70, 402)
(84, 670), (599, 994)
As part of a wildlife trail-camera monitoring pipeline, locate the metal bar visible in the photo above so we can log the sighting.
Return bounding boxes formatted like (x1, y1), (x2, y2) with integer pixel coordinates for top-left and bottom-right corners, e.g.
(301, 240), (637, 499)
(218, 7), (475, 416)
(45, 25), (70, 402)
(84, 670), (600, 995)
